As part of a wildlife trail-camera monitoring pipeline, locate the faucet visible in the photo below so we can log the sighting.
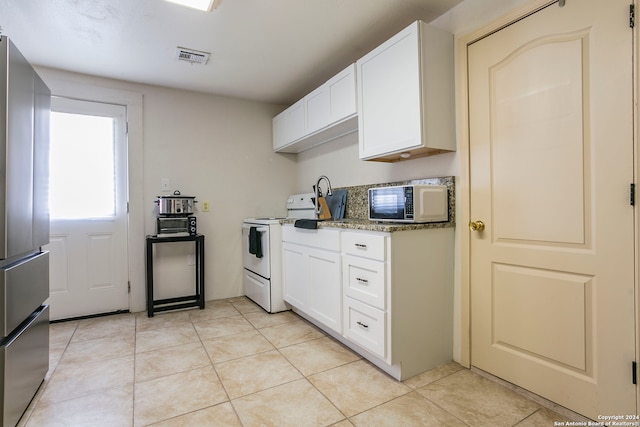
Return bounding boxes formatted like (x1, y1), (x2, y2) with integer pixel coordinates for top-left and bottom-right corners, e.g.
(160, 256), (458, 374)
(314, 175), (333, 216)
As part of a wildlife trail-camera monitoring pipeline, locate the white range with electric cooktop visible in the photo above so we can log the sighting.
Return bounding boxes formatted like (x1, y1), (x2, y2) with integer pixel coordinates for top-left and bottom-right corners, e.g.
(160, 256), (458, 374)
(242, 193), (316, 313)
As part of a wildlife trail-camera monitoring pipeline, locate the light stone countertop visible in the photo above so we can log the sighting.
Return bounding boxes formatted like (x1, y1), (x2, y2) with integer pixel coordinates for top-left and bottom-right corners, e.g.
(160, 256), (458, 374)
(281, 217), (453, 233)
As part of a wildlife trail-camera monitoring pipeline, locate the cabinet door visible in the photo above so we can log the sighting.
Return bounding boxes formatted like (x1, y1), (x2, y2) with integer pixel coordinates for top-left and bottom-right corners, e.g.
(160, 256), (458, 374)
(32, 72), (51, 249)
(328, 64), (356, 124)
(272, 109), (288, 150)
(305, 86), (330, 135)
(357, 22), (422, 160)
(4, 39), (36, 258)
(282, 243), (307, 310)
(307, 247), (342, 333)
(288, 99), (306, 142)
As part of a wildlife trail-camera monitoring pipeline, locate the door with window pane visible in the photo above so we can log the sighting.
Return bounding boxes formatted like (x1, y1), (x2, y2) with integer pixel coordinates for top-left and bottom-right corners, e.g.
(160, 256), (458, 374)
(45, 97), (129, 320)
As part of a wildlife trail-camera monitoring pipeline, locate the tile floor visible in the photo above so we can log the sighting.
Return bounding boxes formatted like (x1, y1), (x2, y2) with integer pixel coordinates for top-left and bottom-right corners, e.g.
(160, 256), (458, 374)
(17, 297), (588, 426)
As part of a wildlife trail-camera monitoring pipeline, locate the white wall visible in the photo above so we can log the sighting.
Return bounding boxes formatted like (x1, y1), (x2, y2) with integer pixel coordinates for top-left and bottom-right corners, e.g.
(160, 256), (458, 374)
(430, 0), (530, 34)
(295, 132), (458, 191)
(37, 67), (298, 311)
(141, 85), (297, 302)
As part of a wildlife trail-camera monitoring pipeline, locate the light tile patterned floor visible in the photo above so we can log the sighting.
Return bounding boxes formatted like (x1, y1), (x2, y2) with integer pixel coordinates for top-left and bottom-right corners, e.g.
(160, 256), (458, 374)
(18, 297), (587, 426)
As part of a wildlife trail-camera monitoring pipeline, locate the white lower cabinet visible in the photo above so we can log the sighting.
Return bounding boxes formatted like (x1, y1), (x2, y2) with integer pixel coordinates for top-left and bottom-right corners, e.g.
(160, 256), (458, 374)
(342, 228), (454, 380)
(341, 231), (390, 361)
(282, 226), (342, 333)
(342, 254), (386, 310)
(283, 225), (453, 381)
(307, 248), (341, 332)
(343, 296), (386, 358)
(282, 243), (308, 310)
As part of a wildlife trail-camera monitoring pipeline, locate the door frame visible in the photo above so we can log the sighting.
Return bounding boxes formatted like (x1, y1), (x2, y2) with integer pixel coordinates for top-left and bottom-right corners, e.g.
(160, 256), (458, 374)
(457, 3), (638, 415)
(634, 0), (640, 414)
(37, 69), (146, 313)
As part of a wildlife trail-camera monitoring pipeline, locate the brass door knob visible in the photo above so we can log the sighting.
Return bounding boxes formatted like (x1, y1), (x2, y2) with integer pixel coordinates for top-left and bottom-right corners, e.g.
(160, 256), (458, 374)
(469, 220), (485, 232)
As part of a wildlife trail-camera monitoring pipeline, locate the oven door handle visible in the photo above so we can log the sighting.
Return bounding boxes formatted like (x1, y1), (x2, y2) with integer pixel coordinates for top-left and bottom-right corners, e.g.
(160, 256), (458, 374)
(242, 225), (269, 233)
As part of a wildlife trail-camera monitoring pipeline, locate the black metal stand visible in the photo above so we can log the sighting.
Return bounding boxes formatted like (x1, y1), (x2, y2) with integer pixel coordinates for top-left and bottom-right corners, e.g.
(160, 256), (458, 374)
(145, 234), (205, 317)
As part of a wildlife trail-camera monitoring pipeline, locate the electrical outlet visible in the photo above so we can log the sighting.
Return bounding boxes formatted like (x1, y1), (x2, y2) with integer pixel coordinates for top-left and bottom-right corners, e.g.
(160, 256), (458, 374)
(202, 201), (210, 212)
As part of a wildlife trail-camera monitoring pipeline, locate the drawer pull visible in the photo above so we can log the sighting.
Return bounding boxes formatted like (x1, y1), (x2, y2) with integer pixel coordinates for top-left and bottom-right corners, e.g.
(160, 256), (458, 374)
(356, 321), (369, 329)
(354, 243), (367, 249)
(356, 277), (369, 284)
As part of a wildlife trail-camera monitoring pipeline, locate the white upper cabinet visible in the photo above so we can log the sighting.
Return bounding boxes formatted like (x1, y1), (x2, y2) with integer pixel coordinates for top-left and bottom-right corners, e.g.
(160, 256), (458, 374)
(272, 107), (287, 148)
(273, 64), (357, 153)
(326, 65), (357, 125)
(357, 21), (455, 162)
(287, 100), (306, 142)
(304, 86), (330, 135)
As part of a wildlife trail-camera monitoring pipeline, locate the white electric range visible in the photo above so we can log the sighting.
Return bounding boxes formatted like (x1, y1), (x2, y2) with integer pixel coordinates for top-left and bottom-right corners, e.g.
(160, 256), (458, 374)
(242, 193), (316, 313)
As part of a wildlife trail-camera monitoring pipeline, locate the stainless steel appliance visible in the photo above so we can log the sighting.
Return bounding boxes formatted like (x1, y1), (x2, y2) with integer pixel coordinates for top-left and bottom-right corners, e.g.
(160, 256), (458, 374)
(156, 216), (197, 237)
(368, 184), (448, 223)
(0, 37), (51, 427)
(154, 189), (198, 236)
(155, 190), (196, 215)
(242, 193), (316, 313)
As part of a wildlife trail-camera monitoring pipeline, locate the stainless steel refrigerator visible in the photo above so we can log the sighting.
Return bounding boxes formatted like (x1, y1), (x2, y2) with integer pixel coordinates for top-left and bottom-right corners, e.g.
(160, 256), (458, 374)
(0, 36), (51, 427)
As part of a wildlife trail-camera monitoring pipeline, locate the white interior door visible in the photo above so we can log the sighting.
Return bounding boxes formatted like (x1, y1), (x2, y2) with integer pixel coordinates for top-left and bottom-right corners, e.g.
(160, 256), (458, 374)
(45, 97), (129, 320)
(468, 0), (635, 419)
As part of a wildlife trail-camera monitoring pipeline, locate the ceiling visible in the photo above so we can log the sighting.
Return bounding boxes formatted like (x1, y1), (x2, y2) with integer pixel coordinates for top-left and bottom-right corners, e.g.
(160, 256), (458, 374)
(0, 0), (462, 105)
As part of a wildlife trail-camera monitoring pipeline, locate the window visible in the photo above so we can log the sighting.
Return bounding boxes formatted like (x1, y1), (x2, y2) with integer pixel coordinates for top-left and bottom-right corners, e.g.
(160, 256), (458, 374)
(49, 111), (116, 219)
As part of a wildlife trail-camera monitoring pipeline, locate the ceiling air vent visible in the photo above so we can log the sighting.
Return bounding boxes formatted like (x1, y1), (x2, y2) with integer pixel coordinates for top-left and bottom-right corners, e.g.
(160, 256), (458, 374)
(176, 47), (210, 64)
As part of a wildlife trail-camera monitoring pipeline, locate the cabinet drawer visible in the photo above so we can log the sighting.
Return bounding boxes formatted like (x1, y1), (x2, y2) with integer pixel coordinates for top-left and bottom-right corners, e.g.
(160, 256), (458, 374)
(343, 296), (385, 359)
(1, 305), (49, 427)
(341, 231), (386, 261)
(283, 226), (340, 251)
(1, 251), (49, 336)
(343, 255), (385, 310)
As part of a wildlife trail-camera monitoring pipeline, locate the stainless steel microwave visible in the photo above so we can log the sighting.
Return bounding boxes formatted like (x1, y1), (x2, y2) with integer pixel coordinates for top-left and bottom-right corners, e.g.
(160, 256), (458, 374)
(368, 185), (448, 223)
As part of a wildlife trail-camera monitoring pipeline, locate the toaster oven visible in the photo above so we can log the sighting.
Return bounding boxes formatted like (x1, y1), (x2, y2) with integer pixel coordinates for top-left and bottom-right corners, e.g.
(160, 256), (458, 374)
(156, 216), (197, 237)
